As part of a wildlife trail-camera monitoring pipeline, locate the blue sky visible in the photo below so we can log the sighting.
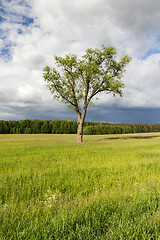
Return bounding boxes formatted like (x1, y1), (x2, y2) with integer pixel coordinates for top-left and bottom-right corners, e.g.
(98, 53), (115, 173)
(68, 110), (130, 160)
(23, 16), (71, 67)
(1, 0), (160, 123)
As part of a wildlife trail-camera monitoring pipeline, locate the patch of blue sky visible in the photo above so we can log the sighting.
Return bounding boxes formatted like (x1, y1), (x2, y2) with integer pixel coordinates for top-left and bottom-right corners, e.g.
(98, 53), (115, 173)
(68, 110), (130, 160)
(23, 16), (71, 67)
(156, 35), (160, 42)
(0, 0), (33, 24)
(0, 5), (5, 13)
(22, 16), (34, 26)
(0, 29), (7, 40)
(0, 45), (12, 61)
(0, 0), (34, 60)
(140, 32), (160, 59)
(17, 28), (23, 34)
(20, 0), (32, 9)
(1, 47), (10, 56)
(141, 48), (160, 60)
(3, 11), (34, 26)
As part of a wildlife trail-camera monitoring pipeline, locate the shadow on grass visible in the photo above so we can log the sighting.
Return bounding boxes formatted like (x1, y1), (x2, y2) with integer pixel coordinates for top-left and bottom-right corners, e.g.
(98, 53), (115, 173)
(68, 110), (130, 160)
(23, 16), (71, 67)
(106, 135), (160, 140)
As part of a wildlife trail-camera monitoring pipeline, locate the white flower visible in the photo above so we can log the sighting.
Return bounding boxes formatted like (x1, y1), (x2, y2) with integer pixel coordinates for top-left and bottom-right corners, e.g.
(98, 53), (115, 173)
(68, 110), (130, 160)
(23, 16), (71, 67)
(44, 189), (61, 207)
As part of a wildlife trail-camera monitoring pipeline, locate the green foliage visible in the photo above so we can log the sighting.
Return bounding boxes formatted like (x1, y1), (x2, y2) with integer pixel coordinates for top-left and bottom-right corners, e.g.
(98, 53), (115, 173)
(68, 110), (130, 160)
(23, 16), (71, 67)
(1, 134), (160, 239)
(83, 122), (160, 135)
(43, 45), (131, 119)
(43, 46), (131, 107)
(41, 120), (50, 134)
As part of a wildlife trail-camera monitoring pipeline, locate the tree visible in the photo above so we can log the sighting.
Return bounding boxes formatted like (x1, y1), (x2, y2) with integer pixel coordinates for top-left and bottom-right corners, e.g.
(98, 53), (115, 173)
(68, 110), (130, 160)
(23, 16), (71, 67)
(30, 120), (42, 134)
(43, 45), (131, 143)
(41, 120), (50, 134)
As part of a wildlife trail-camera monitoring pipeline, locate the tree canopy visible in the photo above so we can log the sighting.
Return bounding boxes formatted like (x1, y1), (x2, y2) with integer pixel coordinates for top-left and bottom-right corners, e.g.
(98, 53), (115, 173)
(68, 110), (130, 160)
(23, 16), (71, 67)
(43, 45), (131, 142)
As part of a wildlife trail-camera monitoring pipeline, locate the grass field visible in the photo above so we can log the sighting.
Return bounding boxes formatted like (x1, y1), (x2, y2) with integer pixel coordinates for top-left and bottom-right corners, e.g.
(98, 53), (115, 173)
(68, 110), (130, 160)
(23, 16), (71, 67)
(1, 133), (160, 239)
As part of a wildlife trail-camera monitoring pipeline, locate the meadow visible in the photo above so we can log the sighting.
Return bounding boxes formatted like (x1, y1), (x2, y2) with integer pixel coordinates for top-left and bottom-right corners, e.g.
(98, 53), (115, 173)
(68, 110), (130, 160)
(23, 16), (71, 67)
(1, 133), (160, 239)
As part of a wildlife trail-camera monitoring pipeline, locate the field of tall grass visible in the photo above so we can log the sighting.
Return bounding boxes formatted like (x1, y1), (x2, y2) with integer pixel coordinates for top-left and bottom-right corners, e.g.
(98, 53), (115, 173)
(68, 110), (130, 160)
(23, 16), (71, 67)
(1, 133), (160, 239)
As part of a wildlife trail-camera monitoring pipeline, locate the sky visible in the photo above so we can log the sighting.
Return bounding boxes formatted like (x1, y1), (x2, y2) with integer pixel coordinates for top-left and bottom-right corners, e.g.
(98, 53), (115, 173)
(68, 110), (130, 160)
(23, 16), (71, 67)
(0, 0), (160, 123)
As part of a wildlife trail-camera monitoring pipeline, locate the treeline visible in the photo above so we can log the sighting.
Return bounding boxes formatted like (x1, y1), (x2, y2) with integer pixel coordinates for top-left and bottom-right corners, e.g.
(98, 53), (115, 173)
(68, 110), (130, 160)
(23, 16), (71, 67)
(1, 119), (160, 135)
(83, 123), (160, 135)
(0, 120), (78, 134)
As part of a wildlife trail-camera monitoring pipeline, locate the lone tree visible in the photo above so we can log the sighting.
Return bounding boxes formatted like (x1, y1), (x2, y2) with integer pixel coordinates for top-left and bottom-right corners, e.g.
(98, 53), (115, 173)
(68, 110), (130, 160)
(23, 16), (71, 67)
(43, 45), (131, 143)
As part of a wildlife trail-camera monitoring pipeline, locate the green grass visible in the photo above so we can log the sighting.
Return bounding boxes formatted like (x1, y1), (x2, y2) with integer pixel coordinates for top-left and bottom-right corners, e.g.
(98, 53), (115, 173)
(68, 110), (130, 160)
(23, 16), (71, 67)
(1, 133), (160, 239)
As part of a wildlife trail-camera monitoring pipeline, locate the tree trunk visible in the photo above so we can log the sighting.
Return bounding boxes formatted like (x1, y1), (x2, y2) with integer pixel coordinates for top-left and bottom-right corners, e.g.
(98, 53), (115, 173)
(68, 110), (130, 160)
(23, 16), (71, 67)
(77, 105), (87, 143)
(77, 120), (83, 143)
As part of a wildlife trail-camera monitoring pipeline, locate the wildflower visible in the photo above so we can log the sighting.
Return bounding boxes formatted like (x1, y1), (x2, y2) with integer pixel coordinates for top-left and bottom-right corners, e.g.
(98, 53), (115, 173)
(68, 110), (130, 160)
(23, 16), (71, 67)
(44, 189), (61, 208)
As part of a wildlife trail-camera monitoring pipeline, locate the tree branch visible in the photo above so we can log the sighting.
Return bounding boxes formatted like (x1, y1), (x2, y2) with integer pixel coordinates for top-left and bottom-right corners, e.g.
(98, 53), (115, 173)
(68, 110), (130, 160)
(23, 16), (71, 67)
(54, 84), (77, 108)
(64, 67), (80, 113)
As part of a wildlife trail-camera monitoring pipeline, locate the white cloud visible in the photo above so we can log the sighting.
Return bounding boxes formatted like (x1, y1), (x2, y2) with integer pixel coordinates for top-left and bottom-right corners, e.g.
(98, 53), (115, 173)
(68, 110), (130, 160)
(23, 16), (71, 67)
(13, 44), (45, 69)
(106, 0), (160, 34)
(93, 53), (160, 109)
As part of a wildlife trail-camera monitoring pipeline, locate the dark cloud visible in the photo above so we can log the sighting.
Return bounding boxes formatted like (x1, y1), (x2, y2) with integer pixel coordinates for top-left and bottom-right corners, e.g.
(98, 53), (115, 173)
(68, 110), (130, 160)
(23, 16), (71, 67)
(86, 106), (160, 124)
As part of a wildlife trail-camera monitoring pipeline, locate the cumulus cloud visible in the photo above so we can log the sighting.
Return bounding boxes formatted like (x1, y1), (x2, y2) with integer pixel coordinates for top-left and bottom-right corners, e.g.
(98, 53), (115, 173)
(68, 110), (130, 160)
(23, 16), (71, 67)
(122, 54), (160, 108)
(106, 0), (160, 34)
(0, 0), (160, 122)
(13, 44), (45, 69)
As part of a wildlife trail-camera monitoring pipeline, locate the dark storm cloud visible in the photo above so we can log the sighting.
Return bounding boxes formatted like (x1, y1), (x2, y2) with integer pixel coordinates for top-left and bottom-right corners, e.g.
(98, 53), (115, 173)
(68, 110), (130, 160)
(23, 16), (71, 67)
(86, 106), (160, 124)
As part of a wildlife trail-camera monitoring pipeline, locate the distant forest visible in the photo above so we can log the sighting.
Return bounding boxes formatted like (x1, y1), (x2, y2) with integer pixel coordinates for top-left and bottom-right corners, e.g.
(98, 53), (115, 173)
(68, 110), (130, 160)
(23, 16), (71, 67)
(1, 119), (160, 135)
